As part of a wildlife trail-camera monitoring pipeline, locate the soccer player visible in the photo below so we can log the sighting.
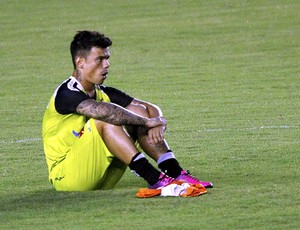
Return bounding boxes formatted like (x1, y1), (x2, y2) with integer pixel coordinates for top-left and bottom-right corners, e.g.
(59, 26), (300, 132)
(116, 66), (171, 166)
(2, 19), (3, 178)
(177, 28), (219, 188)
(42, 30), (213, 192)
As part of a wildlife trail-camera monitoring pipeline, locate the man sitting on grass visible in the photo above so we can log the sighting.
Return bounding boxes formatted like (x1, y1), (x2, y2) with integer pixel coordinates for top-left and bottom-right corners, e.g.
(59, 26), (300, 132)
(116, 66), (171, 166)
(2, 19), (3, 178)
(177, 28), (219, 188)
(42, 30), (213, 192)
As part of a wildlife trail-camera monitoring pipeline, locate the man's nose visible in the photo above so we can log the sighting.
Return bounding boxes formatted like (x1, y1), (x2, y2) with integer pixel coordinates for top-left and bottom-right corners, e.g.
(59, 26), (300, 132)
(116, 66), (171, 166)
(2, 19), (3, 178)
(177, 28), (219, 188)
(103, 59), (110, 68)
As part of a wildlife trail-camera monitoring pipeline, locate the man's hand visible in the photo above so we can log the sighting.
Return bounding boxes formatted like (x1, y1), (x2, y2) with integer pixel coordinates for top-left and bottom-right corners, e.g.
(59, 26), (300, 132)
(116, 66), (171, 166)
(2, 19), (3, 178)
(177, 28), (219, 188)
(145, 116), (167, 129)
(145, 117), (167, 145)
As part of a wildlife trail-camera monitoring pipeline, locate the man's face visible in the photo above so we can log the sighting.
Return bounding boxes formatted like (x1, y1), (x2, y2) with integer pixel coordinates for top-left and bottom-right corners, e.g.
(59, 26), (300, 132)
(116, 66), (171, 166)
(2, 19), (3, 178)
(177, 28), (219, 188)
(80, 47), (110, 85)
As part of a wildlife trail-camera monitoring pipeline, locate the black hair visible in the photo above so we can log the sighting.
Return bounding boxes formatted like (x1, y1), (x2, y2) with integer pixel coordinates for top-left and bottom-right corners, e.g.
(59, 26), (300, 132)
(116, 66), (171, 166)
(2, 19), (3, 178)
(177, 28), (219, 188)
(70, 30), (112, 69)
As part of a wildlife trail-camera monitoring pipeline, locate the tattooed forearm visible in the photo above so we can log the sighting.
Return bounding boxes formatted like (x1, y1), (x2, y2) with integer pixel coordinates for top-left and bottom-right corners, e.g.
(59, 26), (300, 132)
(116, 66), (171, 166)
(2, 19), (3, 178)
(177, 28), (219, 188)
(77, 99), (147, 126)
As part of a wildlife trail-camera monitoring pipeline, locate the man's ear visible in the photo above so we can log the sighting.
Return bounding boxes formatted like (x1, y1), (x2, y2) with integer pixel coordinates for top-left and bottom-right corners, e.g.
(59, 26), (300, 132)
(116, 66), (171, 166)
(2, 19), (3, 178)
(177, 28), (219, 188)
(75, 56), (84, 69)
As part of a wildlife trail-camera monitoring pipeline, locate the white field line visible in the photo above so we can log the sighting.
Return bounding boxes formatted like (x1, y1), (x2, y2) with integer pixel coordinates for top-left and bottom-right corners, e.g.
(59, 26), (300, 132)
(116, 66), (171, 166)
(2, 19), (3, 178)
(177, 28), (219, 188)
(204, 125), (296, 132)
(0, 125), (297, 144)
(0, 138), (42, 144)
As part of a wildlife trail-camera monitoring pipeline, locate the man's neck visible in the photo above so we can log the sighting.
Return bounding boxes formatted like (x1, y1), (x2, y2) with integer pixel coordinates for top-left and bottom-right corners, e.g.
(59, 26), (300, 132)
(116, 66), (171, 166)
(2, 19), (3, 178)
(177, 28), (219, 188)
(72, 70), (95, 97)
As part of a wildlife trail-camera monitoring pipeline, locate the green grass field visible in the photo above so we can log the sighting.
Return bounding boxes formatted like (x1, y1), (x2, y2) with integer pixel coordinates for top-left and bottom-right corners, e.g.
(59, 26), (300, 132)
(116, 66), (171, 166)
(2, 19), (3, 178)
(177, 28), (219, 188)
(1, 0), (299, 229)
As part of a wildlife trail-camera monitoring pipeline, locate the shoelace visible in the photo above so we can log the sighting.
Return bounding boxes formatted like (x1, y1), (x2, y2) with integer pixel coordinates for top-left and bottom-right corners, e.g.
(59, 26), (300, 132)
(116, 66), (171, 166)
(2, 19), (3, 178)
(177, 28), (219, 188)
(161, 175), (174, 183)
(181, 170), (200, 183)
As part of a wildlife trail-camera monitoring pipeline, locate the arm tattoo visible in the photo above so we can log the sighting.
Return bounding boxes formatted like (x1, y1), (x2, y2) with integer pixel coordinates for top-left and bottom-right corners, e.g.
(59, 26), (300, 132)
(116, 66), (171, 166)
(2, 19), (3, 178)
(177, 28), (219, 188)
(77, 99), (147, 126)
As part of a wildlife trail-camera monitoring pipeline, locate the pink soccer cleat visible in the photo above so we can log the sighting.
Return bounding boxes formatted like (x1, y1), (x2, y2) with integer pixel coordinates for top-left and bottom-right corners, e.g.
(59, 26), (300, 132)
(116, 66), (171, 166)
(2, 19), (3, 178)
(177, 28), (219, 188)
(148, 173), (175, 189)
(176, 170), (213, 188)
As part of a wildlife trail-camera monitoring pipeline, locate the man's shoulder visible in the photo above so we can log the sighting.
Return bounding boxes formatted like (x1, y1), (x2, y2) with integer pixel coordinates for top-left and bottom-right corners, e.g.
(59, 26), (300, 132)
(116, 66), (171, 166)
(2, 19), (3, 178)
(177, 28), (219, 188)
(54, 77), (89, 114)
(56, 77), (83, 95)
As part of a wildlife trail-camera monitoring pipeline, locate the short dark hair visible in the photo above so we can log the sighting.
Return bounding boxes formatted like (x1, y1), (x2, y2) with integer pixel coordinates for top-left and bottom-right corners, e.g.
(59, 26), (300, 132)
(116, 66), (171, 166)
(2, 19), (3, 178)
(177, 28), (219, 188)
(70, 30), (112, 69)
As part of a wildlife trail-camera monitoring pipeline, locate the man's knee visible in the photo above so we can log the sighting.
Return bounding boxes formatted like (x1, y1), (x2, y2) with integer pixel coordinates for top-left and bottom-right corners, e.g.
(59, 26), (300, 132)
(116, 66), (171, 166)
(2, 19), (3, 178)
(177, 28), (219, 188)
(126, 103), (149, 117)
